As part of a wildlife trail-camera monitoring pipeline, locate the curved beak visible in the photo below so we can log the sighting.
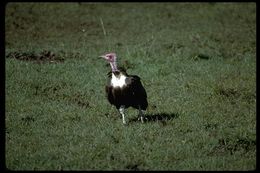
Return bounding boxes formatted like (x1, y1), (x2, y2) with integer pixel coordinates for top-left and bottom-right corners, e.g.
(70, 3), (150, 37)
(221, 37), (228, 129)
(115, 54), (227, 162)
(99, 55), (106, 59)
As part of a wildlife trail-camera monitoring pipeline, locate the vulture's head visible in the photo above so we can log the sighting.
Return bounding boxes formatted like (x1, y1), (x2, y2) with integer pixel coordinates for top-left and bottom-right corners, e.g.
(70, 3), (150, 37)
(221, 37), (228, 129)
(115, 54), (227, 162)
(100, 53), (117, 63)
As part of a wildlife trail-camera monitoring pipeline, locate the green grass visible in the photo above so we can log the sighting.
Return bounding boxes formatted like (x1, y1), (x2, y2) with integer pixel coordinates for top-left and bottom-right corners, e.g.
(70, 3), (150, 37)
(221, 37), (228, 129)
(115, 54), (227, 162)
(5, 2), (256, 170)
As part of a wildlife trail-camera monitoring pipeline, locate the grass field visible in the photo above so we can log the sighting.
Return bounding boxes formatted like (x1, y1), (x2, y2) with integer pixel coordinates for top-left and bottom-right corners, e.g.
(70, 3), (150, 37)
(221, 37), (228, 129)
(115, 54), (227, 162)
(5, 3), (256, 170)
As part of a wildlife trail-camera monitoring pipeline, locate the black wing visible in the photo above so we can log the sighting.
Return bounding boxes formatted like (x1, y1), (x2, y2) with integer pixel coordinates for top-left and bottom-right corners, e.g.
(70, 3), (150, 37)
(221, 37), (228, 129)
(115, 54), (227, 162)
(126, 75), (148, 110)
(105, 84), (114, 105)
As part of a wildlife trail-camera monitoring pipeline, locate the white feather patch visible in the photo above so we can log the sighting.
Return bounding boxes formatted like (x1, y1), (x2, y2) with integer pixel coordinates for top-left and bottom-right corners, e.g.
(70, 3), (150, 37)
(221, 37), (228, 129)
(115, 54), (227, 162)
(111, 73), (127, 88)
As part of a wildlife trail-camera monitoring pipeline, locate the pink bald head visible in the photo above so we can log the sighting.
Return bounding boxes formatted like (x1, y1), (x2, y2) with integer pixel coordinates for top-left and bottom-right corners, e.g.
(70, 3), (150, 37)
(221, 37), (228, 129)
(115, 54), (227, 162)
(100, 53), (117, 63)
(100, 52), (118, 71)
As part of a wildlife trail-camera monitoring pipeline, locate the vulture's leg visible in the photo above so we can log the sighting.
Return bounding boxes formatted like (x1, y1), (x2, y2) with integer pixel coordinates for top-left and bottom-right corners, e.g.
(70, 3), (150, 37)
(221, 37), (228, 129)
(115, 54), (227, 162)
(138, 106), (145, 123)
(119, 106), (126, 124)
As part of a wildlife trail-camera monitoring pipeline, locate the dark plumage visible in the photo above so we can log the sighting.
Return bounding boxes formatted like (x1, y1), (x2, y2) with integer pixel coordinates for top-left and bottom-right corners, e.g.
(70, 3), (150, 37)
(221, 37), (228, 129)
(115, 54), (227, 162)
(106, 68), (148, 110)
(100, 53), (148, 124)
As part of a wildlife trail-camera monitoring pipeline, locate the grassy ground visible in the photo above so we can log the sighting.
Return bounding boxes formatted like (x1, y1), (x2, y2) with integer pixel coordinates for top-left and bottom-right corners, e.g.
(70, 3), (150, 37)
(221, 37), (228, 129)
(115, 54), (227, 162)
(5, 3), (256, 170)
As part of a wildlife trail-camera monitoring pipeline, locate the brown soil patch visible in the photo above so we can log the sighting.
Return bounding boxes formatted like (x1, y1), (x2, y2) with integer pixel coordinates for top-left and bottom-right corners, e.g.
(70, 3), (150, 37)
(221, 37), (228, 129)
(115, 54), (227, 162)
(6, 50), (65, 63)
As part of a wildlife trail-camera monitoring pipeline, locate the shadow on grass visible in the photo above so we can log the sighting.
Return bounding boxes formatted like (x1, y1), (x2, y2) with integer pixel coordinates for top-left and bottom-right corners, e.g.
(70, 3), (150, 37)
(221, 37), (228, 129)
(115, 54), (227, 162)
(129, 112), (179, 124)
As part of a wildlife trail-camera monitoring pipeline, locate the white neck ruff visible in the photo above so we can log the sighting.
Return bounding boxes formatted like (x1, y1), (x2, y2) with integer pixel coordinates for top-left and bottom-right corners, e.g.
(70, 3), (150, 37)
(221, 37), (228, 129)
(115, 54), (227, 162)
(111, 73), (127, 88)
